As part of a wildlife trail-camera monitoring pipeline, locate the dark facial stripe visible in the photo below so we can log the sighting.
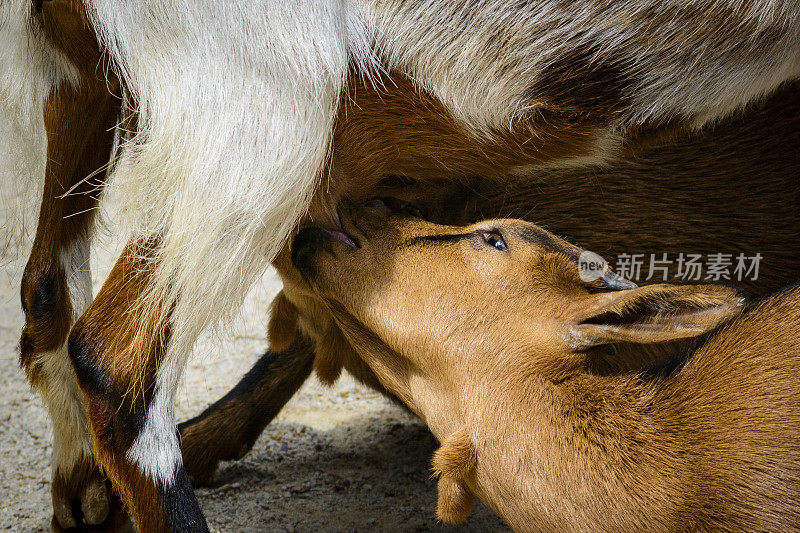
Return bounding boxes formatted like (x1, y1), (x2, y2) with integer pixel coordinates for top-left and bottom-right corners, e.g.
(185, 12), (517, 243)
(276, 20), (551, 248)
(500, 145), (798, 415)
(405, 232), (475, 247)
(518, 227), (580, 261)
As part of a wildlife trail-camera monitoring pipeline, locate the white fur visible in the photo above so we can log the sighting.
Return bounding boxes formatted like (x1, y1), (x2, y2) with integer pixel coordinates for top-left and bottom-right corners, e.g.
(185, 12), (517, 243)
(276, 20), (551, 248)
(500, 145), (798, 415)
(0, 104), (45, 260)
(61, 232), (94, 320)
(37, 235), (97, 527)
(0, 0), (78, 124)
(40, 236), (94, 475)
(87, 0), (374, 486)
(126, 371), (181, 486)
(83, 0), (378, 376)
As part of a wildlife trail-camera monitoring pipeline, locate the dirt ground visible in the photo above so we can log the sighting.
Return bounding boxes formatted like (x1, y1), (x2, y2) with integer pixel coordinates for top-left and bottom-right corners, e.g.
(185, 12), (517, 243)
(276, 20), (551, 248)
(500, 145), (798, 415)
(0, 213), (509, 531)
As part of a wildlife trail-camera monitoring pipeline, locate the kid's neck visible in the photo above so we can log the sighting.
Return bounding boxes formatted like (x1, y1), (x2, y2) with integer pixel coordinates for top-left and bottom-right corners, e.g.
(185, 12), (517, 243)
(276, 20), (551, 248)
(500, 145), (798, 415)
(427, 355), (686, 528)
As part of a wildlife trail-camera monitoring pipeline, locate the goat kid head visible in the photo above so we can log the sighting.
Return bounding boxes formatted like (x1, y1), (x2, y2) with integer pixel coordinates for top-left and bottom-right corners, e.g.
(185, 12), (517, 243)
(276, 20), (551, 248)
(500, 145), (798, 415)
(291, 201), (744, 404)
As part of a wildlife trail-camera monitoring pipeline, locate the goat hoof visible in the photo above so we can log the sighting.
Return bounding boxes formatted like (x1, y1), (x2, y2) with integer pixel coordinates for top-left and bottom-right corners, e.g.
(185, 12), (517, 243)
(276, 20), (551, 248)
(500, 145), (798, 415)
(51, 463), (131, 532)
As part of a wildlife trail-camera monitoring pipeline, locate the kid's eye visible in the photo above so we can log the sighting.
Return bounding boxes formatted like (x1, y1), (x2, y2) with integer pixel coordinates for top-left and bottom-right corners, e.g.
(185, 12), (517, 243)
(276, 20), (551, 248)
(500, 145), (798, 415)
(481, 230), (507, 251)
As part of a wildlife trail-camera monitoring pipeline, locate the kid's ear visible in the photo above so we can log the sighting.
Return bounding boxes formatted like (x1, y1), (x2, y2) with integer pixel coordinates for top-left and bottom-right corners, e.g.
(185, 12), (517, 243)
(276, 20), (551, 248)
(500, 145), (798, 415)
(565, 284), (745, 350)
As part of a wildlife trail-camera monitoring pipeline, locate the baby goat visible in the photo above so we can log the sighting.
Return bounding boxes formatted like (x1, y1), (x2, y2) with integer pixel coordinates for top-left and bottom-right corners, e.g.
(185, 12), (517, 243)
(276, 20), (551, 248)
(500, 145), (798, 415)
(291, 203), (800, 532)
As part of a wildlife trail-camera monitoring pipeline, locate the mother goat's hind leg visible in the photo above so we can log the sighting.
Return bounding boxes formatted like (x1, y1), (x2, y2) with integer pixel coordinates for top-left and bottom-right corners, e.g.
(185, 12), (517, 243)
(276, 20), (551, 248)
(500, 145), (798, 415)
(69, 240), (208, 532)
(179, 336), (315, 486)
(19, 24), (125, 532)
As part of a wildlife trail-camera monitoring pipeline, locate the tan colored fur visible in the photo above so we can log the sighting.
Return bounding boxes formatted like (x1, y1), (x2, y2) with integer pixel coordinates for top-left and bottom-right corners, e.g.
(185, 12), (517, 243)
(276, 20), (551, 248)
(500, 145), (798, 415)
(293, 206), (800, 531)
(267, 291), (299, 352)
(435, 475), (475, 525)
(294, 78), (800, 349)
(431, 428), (478, 523)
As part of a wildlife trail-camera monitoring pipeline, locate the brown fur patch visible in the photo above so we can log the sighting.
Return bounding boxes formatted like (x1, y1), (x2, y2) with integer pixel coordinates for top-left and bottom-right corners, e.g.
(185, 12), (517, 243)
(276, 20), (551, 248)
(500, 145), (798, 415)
(67, 240), (176, 529)
(85, 394), (168, 533)
(19, 265), (71, 381)
(313, 321), (353, 385)
(19, 0), (120, 384)
(267, 291), (299, 351)
(72, 240), (171, 402)
(315, 71), (611, 219)
(432, 429), (477, 523)
(621, 115), (687, 156)
(526, 43), (631, 117)
(40, 0), (107, 82)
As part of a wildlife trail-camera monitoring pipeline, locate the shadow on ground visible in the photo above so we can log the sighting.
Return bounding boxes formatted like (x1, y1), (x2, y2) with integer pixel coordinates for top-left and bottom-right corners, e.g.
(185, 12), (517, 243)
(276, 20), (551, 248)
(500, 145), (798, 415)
(197, 415), (510, 532)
